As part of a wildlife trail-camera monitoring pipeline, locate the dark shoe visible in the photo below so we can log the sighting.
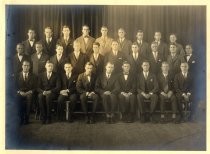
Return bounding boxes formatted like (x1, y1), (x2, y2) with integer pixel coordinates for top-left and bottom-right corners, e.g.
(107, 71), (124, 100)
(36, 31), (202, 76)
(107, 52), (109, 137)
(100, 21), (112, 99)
(160, 118), (166, 124)
(85, 116), (90, 124)
(46, 119), (51, 124)
(41, 120), (46, 124)
(68, 116), (74, 123)
(172, 118), (180, 124)
(106, 117), (110, 124)
(89, 116), (95, 124)
(150, 115), (157, 123)
(140, 114), (146, 123)
(110, 117), (115, 124)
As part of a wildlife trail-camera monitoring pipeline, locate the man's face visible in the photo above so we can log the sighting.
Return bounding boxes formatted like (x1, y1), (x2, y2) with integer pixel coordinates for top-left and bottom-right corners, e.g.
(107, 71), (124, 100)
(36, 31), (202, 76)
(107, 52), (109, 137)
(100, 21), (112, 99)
(136, 32), (144, 40)
(131, 44), (139, 53)
(22, 61), (30, 73)
(101, 27), (108, 36)
(93, 45), (99, 54)
(45, 28), (53, 38)
(154, 32), (161, 41)
(151, 43), (158, 52)
(185, 45), (193, 55)
(35, 44), (43, 53)
(170, 35), (177, 43)
(142, 62), (150, 72)
(118, 29), (125, 38)
(180, 63), (188, 73)
(170, 45), (177, 54)
(27, 30), (35, 40)
(56, 46), (63, 55)
(122, 64), (130, 73)
(111, 42), (119, 51)
(85, 65), (93, 74)
(106, 63), (114, 74)
(161, 63), (169, 72)
(82, 26), (90, 36)
(45, 63), (53, 72)
(16, 44), (24, 55)
(64, 64), (72, 73)
(73, 42), (81, 51)
(62, 27), (70, 37)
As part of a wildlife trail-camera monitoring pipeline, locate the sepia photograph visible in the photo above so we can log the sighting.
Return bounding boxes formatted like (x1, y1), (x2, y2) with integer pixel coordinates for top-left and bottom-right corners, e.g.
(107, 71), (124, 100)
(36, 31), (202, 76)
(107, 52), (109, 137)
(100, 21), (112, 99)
(4, 1), (207, 151)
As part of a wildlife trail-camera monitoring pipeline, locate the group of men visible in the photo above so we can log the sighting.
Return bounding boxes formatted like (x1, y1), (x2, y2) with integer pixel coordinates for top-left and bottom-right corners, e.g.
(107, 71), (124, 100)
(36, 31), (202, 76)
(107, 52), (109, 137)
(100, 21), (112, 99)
(13, 25), (196, 125)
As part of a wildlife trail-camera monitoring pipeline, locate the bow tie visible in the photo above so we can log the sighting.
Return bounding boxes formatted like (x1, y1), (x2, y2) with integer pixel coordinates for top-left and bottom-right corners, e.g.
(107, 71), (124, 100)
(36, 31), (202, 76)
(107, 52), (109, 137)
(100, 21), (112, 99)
(123, 73), (129, 75)
(84, 36), (89, 38)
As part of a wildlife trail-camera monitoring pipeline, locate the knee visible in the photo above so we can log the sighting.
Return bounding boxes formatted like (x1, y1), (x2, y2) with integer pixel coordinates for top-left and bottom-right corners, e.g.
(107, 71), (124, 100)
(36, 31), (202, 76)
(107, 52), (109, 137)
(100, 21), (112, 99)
(69, 94), (77, 102)
(80, 93), (87, 101)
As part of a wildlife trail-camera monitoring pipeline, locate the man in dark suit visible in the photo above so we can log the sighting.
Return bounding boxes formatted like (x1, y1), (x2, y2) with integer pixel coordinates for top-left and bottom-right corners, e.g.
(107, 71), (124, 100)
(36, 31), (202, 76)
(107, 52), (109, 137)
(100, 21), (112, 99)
(127, 42), (144, 74)
(89, 42), (104, 75)
(37, 61), (61, 124)
(167, 43), (183, 77)
(16, 60), (36, 125)
(57, 25), (74, 56)
(104, 40), (126, 74)
(76, 25), (95, 57)
(76, 62), (99, 124)
(174, 62), (193, 122)
(137, 61), (159, 123)
(147, 41), (164, 75)
(95, 62), (119, 124)
(40, 26), (56, 57)
(183, 44), (196, 74)
(65, 40), (87, 76)
(157, 62), (178, 123)
(31, 42), (49, 76)
(22, 28), (36, 56)
(118, 61), (136, 123)
(50, 43), (66, 74)
(134, 30), (149, 59)
(168, 33), (185, 57)
(57, 62), (78, 122)
(117, 28), (132, 57)
(153, 31), (168, 60)
(13, 43), (31, 77)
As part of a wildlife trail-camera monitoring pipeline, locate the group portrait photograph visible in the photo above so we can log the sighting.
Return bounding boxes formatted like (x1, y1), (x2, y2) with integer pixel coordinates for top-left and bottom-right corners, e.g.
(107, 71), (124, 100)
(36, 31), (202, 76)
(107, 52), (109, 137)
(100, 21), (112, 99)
(3, 1), (207, 152)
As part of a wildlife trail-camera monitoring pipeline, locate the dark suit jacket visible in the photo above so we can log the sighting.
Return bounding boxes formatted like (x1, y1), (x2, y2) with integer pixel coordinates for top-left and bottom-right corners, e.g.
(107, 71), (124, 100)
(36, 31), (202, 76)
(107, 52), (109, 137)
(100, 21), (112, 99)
(117, 38), (132, 57)
(156, 41), (168, 61)
(40, 38), (57, 57)
(76, 73), (97, 94)
(89, 54), (104, 75)
(16, 72), (37, 92)
(60, 73), (77, 94)
(50, 54), (66, 74)
(37, 72), (61, 94)
(167, 54), (183, 76)
(117, 72), (136, 94)
(183, 54), (196, 73)
(65, 52), (87, 76)
(127, 53), (144, 74)
(137, 72), (159, 94)
(57, 37), (74, 56)
(76, 36), (95, 56)
(13, 54), (31, 76)
(95, 72), (119, 96)
(31, 52), (49, 76)
(174, 72), (193, 94)
(134, 40), (149, 59)
(157, 72), (174, 93)
(104, 51), (126, 74)
(22, 40), (36, 56)
(147, 51), (164, 75)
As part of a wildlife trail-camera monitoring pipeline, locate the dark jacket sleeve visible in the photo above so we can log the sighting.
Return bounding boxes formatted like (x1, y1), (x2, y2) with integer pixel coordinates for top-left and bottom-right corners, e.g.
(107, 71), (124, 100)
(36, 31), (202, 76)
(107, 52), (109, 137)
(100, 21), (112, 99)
(76, 74), (86, 94)
(51, 75), (61, 93)
(150, 75), (159, 93)
(95, 76), (104, 95)
(37, 75), (44, 93)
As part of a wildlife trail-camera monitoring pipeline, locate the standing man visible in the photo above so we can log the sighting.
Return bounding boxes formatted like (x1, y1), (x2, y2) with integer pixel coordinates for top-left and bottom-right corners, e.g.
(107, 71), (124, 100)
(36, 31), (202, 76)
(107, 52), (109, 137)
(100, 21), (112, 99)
(118, 61), (136, 123)
(95, 62), (119, 124)
(76, 25), (95, 57)
(137, 61), (159, 123)
(117, 28), (132, 57)
(40, 26), (57, 57)
(157, 62), (178, 123)
(95, 26), (113, 56)
(76, 62), (99, 124)
(38, 61), (61, 124)
(22, 28), (36, 56)
(183, 44), (196, 74)
(16, 60), (36, 125)
(57, 25), (74, 56)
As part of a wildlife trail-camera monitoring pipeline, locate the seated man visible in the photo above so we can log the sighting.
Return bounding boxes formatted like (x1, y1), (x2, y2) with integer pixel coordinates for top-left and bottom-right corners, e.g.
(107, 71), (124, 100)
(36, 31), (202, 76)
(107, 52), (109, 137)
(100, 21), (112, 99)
(137, 61), (159, 123)
(95, 62), (119, 124)
(38, 61), (61, 124)
(118, 61), (136, 123)
(174, 62), (193, 122)
(16, 60), (36, 125)
(157, 62), (178, 124)
(57, 62), (78, 122)
(76, 62), (99, 124)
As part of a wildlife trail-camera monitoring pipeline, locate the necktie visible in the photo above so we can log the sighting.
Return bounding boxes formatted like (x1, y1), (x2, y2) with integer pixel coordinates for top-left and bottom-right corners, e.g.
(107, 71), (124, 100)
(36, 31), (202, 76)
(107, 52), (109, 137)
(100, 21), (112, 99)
(24, 73), (27, 81)
(163, 75), (168, 93)
(47, 73), (50, 80)
(65, 39), (68, 45)
(154, 52), (157, 61)
(47, 38), (50, 44)
(145, 72), (148, 79)
(57, 56), (61, 62)
(134, 52), (137, 60)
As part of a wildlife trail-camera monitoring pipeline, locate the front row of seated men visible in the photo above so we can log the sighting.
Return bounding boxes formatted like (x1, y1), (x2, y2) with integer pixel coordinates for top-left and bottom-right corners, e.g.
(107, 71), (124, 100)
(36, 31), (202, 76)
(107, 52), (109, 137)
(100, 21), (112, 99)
(15, 59), (193, 125)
